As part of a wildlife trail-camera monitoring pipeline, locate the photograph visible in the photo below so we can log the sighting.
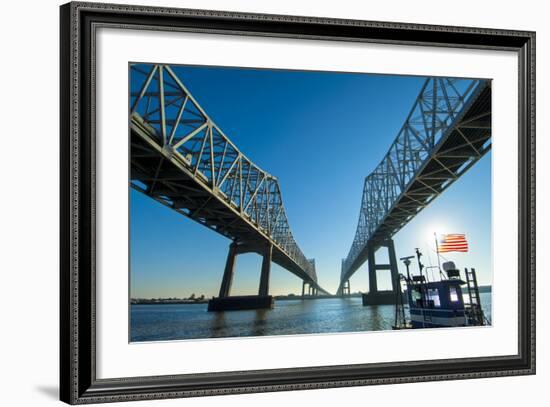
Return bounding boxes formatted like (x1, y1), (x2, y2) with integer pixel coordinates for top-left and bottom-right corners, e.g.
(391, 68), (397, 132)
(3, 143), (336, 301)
(129, 62), (492, 342)
(56, 2), (536, 403)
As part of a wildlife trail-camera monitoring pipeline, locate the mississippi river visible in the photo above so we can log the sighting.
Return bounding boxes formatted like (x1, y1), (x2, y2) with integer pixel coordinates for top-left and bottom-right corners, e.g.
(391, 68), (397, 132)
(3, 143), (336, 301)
(130, 292), (491, 342)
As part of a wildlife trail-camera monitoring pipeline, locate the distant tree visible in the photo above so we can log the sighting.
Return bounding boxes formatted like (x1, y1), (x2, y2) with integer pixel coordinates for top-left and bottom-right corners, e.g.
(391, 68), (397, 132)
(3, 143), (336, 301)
(199, 294), (205, 300)
(189, 293), (196, 300)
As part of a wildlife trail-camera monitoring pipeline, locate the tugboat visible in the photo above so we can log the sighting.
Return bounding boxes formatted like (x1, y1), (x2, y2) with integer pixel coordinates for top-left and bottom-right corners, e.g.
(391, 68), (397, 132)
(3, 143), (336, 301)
(393, 248), (487, 329)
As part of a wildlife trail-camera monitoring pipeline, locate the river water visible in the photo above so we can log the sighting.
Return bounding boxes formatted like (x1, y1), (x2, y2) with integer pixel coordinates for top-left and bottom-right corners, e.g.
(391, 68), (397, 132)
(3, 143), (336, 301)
(130, 292), (491, 342)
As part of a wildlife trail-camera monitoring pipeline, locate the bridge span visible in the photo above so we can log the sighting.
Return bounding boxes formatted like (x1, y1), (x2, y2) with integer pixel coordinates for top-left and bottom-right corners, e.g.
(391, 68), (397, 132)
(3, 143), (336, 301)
(337, 77), (491, 300)
(130, 64), (329, 310)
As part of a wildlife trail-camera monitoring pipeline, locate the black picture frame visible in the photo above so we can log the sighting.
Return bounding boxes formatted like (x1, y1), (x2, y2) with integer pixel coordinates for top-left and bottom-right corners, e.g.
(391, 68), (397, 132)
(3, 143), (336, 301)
(60, 2), (536, 404)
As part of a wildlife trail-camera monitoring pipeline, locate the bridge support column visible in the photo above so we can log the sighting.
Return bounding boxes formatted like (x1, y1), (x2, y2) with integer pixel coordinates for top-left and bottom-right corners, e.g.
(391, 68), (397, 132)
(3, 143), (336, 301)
(208, 242), (274, 311)
(367, 243), (378, 294)
(362, 239), (400, 306)
(258, 244), (272, 296)
(302, 281), (307, 297)
(218, 242), (238, 298)
(387, 239), (400, 292)
(342, 280), (351, 296)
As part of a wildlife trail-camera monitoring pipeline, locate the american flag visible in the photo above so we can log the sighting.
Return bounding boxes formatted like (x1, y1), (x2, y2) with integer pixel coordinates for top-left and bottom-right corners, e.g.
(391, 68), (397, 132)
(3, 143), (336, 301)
(437, 233), (468, 253)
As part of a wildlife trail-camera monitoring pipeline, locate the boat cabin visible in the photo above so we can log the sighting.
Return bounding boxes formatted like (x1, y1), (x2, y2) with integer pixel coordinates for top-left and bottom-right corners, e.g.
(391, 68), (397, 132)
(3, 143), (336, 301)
(407, 277), (467, 328)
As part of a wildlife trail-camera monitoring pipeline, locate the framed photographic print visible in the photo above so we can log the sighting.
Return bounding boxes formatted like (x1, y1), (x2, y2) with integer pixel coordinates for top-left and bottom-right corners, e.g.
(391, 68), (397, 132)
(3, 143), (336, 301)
(60, 1), (535, 404)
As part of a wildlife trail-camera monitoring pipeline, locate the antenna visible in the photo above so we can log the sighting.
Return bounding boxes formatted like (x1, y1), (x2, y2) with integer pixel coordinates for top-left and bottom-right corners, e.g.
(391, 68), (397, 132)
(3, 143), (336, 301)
(414, 248), (424, 273)
(399, 255), (414, 280)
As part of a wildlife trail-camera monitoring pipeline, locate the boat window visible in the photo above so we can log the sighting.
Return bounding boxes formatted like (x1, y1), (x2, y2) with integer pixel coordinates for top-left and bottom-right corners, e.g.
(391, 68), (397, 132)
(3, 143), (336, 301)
(450, 286), (460, 302)
(411, 288), (422, 303)
(427, 288), (441, 307)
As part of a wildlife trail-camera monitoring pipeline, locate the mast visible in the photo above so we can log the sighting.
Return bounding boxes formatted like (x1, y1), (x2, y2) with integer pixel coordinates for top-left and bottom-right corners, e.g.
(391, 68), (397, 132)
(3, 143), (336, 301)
(434, 232), (444, 278)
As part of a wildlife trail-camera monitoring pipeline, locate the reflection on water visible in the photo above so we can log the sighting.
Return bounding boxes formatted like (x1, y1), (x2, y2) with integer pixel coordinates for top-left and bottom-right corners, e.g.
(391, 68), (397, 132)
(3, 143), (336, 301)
(130, 292), (491, 342)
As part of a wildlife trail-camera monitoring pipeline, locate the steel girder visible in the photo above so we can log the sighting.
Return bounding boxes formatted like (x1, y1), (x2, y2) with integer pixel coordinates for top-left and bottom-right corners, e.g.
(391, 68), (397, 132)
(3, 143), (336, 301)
(338, 78), (491, 294)
(129, 64), (327, 293)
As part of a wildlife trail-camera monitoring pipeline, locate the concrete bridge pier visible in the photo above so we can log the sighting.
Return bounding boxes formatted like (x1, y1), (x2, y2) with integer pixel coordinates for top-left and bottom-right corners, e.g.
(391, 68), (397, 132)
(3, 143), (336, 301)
(217, 242), (238, 298)
(362, 239), (400, 306)
(258, 243), (272, 297)
(208, 242), (274, 311)
(302, 282), (317, 297)
(302, 280), (308, 297)
(342, 280), (351, 295)
(302, 280), (319, 298)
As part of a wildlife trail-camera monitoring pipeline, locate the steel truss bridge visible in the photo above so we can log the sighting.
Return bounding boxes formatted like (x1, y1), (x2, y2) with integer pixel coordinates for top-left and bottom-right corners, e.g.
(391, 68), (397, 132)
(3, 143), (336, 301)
(130, 64), (329, 303)
(337, 77), (491, 296)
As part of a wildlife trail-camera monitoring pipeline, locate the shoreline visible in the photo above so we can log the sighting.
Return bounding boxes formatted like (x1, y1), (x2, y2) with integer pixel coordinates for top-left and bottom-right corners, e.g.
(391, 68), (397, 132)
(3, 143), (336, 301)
(131, 285), (492, 305)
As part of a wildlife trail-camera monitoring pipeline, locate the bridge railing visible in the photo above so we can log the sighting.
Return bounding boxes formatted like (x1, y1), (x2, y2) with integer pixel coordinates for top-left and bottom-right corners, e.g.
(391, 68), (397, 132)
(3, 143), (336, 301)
(341, 77), (488, 280)
(130, 64), (316, 282)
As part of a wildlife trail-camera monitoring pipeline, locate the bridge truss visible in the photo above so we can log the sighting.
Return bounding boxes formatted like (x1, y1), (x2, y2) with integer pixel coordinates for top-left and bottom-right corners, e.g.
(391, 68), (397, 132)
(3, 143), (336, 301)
(338, 77), (491, 294)
(130, 64), (328, 295)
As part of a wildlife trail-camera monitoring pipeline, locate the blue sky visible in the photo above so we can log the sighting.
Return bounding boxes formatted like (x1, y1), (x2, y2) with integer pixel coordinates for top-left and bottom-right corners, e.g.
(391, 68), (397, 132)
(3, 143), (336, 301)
(130, 65), (492, 298)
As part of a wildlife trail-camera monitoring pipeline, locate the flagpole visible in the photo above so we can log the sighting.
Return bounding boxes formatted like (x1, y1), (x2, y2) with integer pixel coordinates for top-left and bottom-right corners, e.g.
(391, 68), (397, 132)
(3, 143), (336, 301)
(434, 232), (443, 277)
